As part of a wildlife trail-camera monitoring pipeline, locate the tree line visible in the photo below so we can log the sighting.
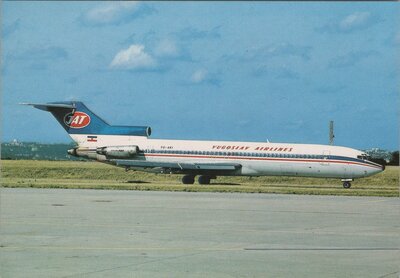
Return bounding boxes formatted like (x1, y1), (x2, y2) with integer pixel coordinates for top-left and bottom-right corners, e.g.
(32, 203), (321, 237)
(371, 151), (399, 166)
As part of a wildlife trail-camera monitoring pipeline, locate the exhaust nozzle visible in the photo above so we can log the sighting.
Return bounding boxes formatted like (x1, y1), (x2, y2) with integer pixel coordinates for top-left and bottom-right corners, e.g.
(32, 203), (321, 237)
(67, 148), (77, 157)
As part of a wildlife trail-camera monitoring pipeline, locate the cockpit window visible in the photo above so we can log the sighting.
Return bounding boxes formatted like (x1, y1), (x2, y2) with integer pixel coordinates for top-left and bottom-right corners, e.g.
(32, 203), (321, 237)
(357, 154), (371, 160)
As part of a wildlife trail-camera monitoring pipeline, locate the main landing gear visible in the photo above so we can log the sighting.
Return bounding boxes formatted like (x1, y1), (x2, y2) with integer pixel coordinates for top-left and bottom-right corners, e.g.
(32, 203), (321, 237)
(198, 175), (211, 185)
(182, 175), (195, 184)
(182, 175), (216, 185)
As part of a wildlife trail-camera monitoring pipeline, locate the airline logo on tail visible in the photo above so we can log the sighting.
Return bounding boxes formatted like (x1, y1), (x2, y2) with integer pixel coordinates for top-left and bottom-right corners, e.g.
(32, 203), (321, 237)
(63, 111), (91, 128)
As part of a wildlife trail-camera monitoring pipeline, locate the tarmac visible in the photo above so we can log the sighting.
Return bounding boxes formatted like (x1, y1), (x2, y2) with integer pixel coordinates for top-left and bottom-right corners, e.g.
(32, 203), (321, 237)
(0, 188), (399, 278)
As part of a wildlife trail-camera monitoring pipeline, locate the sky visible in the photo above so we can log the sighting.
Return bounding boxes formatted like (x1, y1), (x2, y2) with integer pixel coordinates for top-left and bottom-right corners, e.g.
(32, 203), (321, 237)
(2, 2), (399, 150)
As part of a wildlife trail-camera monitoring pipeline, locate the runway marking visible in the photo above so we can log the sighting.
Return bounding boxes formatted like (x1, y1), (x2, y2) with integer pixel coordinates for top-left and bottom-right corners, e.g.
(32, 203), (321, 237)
(365, 199), (397, 203)
(378, 271), (400, 278)
(60, 251), (207, 278)
(2, 221), (399, 237)
(2, 245), (398, 253)
(1, 245), (243, 252)
(244, 247), (399, 251)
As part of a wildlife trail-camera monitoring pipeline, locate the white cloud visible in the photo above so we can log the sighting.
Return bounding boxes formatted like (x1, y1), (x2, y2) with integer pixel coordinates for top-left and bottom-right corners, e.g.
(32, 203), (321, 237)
(110, 44), (156, 70)
(191, 69), (208, 83)
(110, 39), (191, 72)
(154, 39), (180, 58)
(318, 11), (380, 33)
(252, 64), (299, 79)
(173, 26), (221, 41)
(152, 38), (192, 62)
(339, 12), (371, 31)
(328, 50), (378, 68)
(222, 43), (311, 63)
(190, 69), (221, 86)
(82, 2), (154, 26)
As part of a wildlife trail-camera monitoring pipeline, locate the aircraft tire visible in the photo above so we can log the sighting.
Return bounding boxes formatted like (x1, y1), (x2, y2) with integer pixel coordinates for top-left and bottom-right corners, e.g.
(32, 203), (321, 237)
(343, 181), (351, 189)
(182, 175), (195, 184)
(198, 175), (211, 185)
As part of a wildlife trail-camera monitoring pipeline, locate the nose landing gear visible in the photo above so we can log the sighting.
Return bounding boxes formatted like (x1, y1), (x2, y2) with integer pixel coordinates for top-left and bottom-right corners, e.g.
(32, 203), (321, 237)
(341, 179), (353, 189)
(343, 181), (351, 189)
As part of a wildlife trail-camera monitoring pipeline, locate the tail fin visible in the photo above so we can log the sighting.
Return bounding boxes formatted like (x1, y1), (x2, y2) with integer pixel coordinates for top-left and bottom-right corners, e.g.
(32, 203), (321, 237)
(22, 101), (151, 138)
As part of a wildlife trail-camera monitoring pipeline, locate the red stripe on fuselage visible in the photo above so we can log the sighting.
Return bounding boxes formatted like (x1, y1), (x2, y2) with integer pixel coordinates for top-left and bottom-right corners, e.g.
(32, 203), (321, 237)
(144, 154), (382, 170)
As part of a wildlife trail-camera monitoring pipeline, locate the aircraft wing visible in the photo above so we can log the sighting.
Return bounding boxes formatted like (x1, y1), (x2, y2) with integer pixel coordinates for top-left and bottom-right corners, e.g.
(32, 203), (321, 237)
(114, 159), (241, 173)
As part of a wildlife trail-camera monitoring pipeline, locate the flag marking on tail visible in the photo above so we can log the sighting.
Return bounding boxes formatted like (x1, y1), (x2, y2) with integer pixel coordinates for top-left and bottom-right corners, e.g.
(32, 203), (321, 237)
(87, 135), (98, 142)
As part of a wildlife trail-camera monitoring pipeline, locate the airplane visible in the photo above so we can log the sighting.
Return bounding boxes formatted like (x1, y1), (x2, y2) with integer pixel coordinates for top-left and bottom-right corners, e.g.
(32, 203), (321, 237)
(23, 101), (385, 188)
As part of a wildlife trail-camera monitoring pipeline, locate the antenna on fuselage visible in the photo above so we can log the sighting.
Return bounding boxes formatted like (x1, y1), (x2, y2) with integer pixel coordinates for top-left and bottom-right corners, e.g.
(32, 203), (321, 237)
(329, 120), (334, 145)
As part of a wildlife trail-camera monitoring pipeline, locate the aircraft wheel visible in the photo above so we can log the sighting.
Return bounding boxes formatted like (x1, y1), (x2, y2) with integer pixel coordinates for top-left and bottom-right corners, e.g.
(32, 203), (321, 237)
(182, 175), (195, 184)
(343, 181), (351, 189)
(198, 175), (211, 185)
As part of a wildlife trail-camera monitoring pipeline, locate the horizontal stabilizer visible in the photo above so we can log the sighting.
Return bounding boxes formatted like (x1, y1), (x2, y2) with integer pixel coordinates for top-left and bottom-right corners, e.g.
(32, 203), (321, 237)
(21, 102), (75, 111)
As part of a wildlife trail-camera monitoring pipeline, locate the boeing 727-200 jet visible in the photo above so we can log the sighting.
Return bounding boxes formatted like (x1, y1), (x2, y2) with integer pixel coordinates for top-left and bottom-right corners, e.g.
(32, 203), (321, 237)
(23, 101), (384, 188)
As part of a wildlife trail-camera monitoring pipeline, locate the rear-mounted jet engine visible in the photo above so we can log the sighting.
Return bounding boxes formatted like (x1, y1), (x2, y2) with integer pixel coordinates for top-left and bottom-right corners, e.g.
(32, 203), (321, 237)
(96, 146), (139, 159)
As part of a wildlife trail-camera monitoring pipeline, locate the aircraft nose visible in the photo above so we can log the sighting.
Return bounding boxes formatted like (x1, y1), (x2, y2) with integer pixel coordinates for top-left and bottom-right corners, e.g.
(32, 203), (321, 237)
(381, 164), (385, 171)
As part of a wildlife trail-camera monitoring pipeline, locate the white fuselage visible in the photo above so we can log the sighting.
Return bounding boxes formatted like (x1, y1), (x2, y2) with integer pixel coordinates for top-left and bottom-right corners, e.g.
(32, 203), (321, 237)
(72, 134), (383, 179)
